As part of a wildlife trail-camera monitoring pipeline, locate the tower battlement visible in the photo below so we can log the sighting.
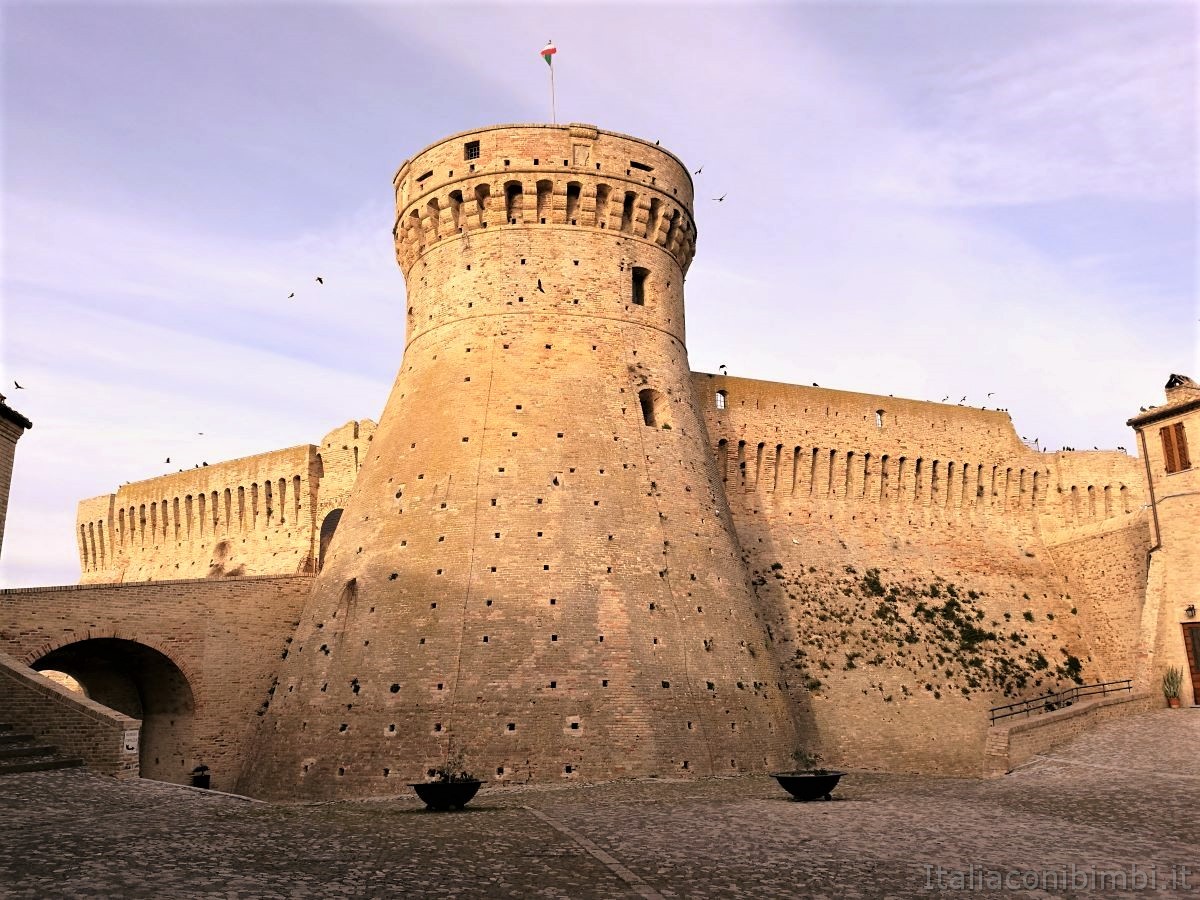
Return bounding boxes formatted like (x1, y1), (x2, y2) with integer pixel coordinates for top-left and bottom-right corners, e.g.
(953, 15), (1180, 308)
(392, 124), (697, 284)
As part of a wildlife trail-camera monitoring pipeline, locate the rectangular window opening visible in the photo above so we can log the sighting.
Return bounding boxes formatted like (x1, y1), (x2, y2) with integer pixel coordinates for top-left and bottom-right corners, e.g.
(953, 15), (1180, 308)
(632, 267), (648, 306)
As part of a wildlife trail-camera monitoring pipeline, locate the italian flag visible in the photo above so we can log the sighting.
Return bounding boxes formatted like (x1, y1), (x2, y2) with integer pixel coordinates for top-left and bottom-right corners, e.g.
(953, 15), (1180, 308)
(541, 41), (556, 66)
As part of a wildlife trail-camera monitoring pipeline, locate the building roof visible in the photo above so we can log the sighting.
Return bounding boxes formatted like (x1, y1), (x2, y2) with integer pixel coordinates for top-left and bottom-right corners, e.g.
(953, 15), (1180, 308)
(1127, 397), (1200, 429)
(0, 396), (32, 431)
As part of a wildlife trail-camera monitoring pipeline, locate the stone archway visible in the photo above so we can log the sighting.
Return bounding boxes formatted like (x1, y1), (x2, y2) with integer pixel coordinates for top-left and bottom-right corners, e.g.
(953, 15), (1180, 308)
(33, 638), (196, 784)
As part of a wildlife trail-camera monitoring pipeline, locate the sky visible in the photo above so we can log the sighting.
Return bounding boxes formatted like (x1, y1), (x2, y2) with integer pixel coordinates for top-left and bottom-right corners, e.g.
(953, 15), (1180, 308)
(0, 0), (1196, 588)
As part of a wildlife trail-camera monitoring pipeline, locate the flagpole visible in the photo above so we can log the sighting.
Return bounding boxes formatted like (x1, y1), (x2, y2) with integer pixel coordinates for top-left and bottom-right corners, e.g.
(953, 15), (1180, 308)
(542, 40), (558, 124)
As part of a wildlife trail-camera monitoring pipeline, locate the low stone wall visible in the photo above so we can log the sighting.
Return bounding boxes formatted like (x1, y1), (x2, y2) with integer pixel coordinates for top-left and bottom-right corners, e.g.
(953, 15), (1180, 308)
(0, 650), (140, 778)
(984, 691), (1157, 776)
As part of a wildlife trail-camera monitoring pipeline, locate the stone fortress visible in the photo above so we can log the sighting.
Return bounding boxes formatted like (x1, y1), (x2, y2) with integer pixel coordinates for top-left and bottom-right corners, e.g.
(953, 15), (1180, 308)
(2, 124), (1196, 800)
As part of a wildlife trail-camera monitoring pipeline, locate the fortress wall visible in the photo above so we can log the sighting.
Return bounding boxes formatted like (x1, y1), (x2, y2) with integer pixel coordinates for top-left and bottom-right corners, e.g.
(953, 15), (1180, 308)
(1036, 451), (1146, 537)
(1042, 517), (1152, 682)
(76, 494), (116, 581)
(315, 420), (376, 523)
(697, 374), (1149, 774)
(78, 446), (322, 584)
(0, 575), (309, 790)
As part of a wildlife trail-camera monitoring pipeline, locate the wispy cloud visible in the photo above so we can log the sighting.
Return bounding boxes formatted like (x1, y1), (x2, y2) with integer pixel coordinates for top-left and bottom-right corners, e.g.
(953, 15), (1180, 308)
(896, 11), (1196, 206)
(0, 196), (402, 587)
(0, 2), (1194, 588)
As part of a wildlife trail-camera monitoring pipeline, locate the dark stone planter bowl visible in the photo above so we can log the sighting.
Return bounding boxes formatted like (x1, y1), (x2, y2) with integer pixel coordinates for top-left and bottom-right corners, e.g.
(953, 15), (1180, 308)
(771, 771), (845, 801)
(409, 780), (484, 810)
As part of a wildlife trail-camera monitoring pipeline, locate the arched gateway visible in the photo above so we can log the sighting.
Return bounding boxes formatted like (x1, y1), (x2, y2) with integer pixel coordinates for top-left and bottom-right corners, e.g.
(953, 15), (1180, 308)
(33, 638), (196, 784)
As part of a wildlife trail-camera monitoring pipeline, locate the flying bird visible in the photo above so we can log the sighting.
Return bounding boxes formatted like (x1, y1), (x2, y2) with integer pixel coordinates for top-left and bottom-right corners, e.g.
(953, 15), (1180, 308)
(713, 194), (726, 202)
(165, 457), (170, 464)
(942, 396), (949, 402)
(315, 276), (324, 285)
(693, 165), (703, 175)
(13, 381), (23, 389)
(812, 382), (819, 387)
(987, 392), (994, 397)
(960, 396), (967, 403)
(288, 292), (295, 299)
(537, 278), (544, 293)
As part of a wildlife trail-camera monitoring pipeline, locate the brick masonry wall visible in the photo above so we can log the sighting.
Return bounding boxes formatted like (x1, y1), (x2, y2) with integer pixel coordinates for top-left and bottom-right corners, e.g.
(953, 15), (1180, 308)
(75, 423), (372, 585)
(984, 691), (1156, 776)
(0, 575), (310, 790)
(1131, 395), (1200, 705)
(1042, 518), (1151, 682)
(696, 374), (1154, 775)
(0, 649), (140, 778)
(0, 418), (27, 561)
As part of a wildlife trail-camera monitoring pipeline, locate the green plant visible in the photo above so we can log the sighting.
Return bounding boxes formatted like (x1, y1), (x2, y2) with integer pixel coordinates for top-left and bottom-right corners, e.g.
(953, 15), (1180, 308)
(1162, 666), (1184, 701)
(430, 747), (475, 783)
(790, 748), (828, 775)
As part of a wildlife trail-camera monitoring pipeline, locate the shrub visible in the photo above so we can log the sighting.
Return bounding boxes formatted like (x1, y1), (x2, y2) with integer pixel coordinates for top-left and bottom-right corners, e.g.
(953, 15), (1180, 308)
(861, 568), (886, 596)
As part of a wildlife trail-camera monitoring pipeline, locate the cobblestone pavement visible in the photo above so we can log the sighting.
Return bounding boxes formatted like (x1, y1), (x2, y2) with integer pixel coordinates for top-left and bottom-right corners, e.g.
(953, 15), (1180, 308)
(1, 710), (1196, 899)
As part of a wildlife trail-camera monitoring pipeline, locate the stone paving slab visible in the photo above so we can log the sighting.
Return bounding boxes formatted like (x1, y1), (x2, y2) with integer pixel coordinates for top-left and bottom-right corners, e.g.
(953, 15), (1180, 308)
(0, 710), (1196, 899)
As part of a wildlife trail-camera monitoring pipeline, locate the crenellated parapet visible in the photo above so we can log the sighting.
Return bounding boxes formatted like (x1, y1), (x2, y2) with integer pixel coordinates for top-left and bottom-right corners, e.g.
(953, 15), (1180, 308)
(695, 374), (1148, 537)
(75, 420), (375, 584)
(391, 124), (697, 279)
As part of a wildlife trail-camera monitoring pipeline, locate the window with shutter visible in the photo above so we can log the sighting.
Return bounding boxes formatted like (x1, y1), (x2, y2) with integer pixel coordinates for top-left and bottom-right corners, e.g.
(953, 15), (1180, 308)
(1161, 425), (1180, 474)
(1173, 422), (1191, 471)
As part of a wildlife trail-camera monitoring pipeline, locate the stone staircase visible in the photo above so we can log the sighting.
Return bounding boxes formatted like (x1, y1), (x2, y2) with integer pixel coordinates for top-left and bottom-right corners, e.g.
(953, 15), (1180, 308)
(0, 723), (84, 775)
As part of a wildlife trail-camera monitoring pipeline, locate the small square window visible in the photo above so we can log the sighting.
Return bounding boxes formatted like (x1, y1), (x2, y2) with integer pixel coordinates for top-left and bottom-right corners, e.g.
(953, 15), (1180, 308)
(464, 140), (480, 161)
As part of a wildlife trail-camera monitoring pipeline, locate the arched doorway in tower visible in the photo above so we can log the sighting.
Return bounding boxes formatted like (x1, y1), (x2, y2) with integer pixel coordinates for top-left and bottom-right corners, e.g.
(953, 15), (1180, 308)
(32, 639), (196, 784)
(318, 508), (343, 572)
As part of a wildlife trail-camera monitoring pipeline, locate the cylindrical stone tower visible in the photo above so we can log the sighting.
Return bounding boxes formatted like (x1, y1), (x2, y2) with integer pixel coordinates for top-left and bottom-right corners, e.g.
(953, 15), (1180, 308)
(241, 124), (798, 799)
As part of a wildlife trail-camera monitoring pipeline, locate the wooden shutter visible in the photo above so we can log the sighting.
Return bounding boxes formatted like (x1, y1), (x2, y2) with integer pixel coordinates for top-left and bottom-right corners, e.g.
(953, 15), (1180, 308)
(1161, 426), (1178, 473)
(1174, 422), (1191, 471)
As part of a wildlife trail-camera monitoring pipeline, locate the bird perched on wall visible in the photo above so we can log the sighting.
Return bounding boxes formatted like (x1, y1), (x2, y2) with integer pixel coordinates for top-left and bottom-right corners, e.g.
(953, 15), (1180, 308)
(1117, 446), (1126, 452)
(315, 276), (324, 285)
(812, 383), (819, 387)
(165, 457), (170, 464)
(654, 139), (660, 145)
(942, 396), (949, 402)
(718, 364), (727, 375)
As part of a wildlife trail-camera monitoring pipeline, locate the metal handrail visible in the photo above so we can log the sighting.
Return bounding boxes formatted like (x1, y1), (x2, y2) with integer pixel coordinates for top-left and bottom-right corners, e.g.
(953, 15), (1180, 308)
(989, 679), (1132, 725)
